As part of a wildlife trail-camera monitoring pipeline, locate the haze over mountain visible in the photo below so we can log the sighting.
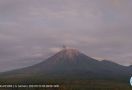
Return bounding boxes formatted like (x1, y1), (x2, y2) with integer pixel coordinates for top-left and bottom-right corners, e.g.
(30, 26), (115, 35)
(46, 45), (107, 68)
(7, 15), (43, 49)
(1, 0), (132, 71)
(0, 48), (132, 81)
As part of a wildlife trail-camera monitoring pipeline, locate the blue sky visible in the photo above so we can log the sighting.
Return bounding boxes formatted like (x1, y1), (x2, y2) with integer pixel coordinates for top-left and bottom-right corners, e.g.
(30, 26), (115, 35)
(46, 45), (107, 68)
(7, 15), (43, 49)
(0, 0), (132, 72)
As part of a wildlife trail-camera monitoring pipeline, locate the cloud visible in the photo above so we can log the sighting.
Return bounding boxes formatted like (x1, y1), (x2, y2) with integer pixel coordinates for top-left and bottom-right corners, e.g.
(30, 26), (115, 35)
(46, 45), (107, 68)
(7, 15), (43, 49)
(49, 47), (62, 53)
(0, 0), (132, 71)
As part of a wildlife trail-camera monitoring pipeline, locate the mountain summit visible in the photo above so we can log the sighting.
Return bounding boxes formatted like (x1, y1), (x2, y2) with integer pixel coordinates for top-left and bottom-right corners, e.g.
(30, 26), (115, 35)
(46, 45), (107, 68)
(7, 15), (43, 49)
(0, 48), (131, 81)
(57, 48), (80, 59)
(51, 48), (93, 62)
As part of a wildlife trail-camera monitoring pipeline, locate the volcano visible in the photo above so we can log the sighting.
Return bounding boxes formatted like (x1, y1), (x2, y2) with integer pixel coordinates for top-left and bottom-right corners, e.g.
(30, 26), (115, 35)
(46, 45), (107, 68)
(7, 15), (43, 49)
(0, 48), (131, 81)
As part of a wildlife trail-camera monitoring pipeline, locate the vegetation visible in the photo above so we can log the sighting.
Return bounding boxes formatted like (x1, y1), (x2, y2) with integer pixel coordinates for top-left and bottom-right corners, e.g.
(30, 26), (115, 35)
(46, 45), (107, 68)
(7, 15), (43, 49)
(0, 78), (131, 90)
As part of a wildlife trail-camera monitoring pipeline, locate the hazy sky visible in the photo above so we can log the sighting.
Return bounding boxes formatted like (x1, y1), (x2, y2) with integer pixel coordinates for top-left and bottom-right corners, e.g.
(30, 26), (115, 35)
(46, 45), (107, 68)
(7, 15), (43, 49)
(0, 0), (132, 72)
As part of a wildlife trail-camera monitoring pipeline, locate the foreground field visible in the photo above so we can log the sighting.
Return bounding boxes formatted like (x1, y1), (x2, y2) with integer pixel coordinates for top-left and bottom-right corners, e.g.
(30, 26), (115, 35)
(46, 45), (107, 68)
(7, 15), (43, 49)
(0, 79), (131, 90)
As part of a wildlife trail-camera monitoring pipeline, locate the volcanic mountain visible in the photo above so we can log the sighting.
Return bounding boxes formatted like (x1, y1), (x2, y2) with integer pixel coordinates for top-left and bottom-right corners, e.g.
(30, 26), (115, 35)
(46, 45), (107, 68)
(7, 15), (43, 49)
(0, 48), (131, 81)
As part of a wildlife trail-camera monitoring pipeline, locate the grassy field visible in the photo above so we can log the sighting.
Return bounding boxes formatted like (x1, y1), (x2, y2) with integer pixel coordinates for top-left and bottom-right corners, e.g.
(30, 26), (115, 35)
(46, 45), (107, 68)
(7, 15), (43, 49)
(0, 78), (131, 90)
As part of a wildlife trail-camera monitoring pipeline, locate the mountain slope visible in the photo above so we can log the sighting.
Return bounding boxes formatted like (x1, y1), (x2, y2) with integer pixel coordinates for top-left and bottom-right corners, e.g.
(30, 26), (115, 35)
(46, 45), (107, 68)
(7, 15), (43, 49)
(0, 48), (131, 81)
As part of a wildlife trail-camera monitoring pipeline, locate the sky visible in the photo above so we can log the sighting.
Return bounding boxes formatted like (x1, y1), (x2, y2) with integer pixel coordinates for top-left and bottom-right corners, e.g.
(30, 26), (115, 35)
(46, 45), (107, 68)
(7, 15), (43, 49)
(0, 0), (132, 72)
